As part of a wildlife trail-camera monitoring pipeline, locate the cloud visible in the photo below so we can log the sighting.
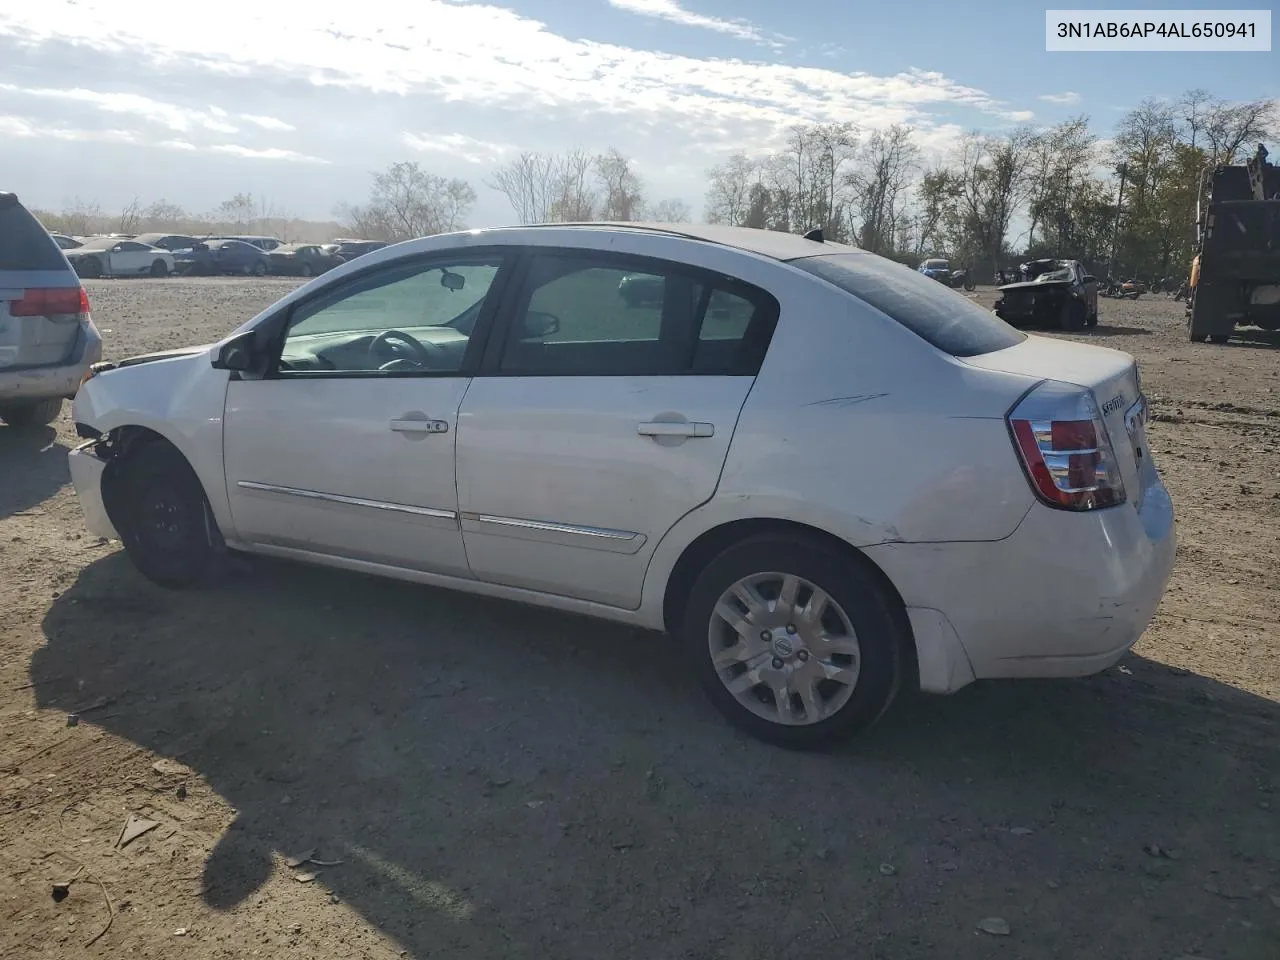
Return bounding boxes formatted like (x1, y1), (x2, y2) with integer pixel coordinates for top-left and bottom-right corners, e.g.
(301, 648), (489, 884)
(0, 82), (239, 133)
(0, 1), (1036, 219)
(1003, 109), (1036, 122)
(1039, 91), (1081, 105)
(605, 0), (765, 43)
(241, 113), (296, 131)
(402, 132), (511, 164)
(210, 144), (327, 162)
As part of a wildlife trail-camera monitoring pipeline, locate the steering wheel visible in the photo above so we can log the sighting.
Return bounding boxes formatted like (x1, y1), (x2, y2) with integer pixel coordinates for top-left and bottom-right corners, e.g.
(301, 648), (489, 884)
(368, 329), (440, 369)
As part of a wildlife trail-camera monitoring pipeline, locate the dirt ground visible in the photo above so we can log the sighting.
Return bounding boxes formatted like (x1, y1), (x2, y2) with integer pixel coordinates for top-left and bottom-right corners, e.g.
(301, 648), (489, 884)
(2, 278), (1278, 959)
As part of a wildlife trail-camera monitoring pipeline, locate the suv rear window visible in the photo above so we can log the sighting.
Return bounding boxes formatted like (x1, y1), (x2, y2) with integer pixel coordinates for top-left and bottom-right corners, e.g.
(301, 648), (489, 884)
(790, 253), (1025, 357)
(0, 198), (69, 271)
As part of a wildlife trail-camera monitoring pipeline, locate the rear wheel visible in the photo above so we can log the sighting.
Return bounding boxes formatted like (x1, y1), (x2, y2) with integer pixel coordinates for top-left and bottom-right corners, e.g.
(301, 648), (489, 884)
(682, 535), (903, 749)
(113, 442), (217, 588)
(253, 261), (268, 277)
(149, 259), (169, 277)
(0, 398), (63, 428)
(300, 263), (314, 277)
(77, 257), (103, 279)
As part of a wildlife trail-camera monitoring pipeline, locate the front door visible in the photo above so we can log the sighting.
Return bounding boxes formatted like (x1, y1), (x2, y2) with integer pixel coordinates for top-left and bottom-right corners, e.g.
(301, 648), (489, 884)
(455, 248), (780, 608)
(223, 252), (510, 576)
(108, 242), (151, 276)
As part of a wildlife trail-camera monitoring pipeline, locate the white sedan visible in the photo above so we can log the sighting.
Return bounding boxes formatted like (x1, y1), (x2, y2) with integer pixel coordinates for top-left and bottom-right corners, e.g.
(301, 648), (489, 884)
(64, 237), (175, 278)
(67, 223), (1175, 747)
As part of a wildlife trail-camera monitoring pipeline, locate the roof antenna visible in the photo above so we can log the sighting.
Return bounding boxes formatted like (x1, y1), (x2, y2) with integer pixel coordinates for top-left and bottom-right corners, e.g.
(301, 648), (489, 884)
(803, 227), (824, 243)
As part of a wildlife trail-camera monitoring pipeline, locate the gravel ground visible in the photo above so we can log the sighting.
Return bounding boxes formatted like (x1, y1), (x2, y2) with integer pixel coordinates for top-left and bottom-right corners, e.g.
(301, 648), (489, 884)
(1, 277), (1278, 959)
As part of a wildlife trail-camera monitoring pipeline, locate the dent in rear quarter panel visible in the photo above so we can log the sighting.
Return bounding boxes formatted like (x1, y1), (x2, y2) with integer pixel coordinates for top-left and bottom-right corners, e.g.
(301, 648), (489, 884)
(73, 353), (233, 533)
(713, 289), (1036, 546)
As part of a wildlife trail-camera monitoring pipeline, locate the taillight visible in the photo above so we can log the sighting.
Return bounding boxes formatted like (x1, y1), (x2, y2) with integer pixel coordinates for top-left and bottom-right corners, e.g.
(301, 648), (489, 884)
(9, 287), (89, 317)
(1008, 381), (1126, 511)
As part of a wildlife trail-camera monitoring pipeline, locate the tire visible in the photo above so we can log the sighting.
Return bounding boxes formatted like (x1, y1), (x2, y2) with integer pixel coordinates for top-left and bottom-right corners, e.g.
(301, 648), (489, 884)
(0, 397), (62, 428)
(113, 442), (217, 589)
(300, 263), (314, 277)
(76, 257), (103, 279)
(682, 534), (904, 749)
(253, 261), (268, 277)
(1060, 298), (1086, 332)
(150, 260), (169, 278)
(1085, 304), (1099, 328)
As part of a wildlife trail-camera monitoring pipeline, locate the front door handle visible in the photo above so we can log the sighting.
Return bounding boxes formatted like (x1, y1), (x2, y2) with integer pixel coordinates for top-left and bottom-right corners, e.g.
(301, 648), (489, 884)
(390, 417), (449, 435)
(637, 421), (714, 438)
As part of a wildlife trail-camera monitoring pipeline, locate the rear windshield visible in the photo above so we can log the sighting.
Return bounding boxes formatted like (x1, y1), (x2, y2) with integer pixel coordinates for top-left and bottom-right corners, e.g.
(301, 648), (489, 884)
(0, 202), (68, 271)
(790, 252), (1025, 357)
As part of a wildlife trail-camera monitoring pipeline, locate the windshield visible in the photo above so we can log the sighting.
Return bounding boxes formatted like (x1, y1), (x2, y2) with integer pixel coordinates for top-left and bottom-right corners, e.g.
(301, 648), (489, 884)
(790, 252), (1025, 357)
(1023, 260), (1071, 281)
(923, 259), (949, 269)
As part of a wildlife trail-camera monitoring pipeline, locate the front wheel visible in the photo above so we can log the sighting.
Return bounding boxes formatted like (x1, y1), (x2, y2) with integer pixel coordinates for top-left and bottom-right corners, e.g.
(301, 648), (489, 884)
(683, 535), (903, 749)
(113, 443), (217, 588)
(0, 397), (63, 428)
(253, 261), (268, 277)
(300, 263), (314, 277)
(150, 259), (169, 277)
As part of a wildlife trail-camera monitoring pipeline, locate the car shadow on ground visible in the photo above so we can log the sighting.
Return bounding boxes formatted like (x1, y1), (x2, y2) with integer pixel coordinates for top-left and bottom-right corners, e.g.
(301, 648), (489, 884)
(1079, 323), (1152, 337)
(0, 424), (70, 520)
(31, 552), (1280, 959)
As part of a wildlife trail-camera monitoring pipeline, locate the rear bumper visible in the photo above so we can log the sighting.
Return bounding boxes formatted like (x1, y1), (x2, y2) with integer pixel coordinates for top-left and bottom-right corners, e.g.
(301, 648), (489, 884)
(866, 476), (1176, 692)
(68, 440), (118, 539)
(0, 322), (102, 402)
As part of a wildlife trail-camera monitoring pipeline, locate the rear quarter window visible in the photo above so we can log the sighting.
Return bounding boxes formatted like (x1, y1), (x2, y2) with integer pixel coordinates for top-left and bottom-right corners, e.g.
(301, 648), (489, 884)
(0, 201), (69, 271)
(790, 253), (1025, 357)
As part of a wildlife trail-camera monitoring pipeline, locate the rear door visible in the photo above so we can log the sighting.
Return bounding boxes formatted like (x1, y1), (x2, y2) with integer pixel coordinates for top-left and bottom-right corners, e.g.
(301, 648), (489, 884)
(454, 248), (780, 608)
(0, 198), (82, 370)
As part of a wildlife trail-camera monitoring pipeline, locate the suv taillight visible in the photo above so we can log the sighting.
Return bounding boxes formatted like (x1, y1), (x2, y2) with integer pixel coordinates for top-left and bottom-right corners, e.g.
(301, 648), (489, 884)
(1008, 381), (1126, 511)
(9, 287), (90, 318)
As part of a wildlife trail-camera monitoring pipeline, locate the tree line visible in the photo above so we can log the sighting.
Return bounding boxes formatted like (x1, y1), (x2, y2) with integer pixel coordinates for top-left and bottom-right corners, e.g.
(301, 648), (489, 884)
(33, 89), (1274, 281)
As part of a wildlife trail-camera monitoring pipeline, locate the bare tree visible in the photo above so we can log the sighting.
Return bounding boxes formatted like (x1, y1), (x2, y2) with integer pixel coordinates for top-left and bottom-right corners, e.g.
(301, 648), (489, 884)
(211, 193), (258, 230)
(342, 162), (478, 241)
(59, 197), (103, 236)
(704, 153), (759, 225)
(487, 152), (560, 224)
(549, 148), (596, 221)
(143, 199), (187, 225)
(647, 197), (693, 222)
(846, 124), (918, 253)
(594, 148), (645, 221)
(1202, 98), (1278, 165)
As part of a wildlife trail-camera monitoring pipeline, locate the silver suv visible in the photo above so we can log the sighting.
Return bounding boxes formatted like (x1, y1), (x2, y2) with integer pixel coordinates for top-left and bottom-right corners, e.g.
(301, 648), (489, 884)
(0, 192), (102, 428)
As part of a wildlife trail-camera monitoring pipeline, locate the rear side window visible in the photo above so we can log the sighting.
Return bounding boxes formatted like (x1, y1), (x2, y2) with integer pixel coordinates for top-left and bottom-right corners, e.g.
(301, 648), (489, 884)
(790, 253), (1025, 357)
(0, 200), (68, 271)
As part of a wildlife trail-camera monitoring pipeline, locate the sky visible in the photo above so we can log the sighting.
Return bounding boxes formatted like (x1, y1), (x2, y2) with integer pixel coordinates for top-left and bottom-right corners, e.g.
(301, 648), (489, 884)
(0, 0), (1275, 226)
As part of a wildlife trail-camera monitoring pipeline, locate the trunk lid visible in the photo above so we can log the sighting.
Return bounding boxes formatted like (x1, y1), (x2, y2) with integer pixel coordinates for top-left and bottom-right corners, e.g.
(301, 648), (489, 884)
(962, 334), (1151, 506)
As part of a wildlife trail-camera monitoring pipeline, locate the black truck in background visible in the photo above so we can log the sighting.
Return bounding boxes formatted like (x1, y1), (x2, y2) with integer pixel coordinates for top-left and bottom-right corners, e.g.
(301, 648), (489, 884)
(1186, 143), (1280, 344)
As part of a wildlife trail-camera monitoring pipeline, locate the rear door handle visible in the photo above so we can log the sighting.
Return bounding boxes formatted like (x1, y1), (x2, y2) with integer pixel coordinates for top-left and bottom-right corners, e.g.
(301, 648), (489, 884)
(390, 417), (449, 435)
(637, 421), (714, 438)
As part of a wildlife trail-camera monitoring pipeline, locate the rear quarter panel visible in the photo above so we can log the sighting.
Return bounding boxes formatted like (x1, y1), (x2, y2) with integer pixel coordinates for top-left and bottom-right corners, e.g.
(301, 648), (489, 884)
(639, 275), (1039, 621)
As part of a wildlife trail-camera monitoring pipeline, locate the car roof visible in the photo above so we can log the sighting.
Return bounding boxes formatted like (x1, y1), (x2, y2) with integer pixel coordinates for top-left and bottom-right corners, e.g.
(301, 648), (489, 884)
(514, 221), (860, 261)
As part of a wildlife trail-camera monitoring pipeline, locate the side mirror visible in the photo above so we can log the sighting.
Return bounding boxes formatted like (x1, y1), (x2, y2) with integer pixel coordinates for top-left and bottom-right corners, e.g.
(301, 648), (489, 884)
(1083, 275), (1097, 284)
(440, 270), (466, 292)
(522, 311), (560, 338)
(211, 332), (256, 371)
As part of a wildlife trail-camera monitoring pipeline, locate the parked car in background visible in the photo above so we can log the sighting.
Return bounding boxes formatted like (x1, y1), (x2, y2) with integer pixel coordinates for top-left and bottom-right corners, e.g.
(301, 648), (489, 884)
(223, 235), (283, 252)
(268, 243), (344, 277)
(995, 258), (1099, 330)
(331, 238), (388, 262)
(64, 237), (175, 278)
(0, 192), (101, 427)
(50, 233), (82, 250)
(918, 258), (952, 282)
(174, 239), (271, 276)
(66, 222), (1173, 748)
(132, 233), (204, 252)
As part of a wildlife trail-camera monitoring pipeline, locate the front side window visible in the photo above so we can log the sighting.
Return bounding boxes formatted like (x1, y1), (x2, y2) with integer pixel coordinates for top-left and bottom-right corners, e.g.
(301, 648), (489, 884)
(277, 257), (502, 376)
(496, 252), (779, 376)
